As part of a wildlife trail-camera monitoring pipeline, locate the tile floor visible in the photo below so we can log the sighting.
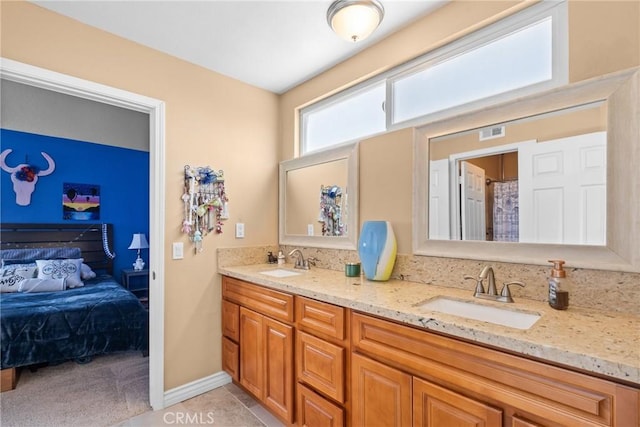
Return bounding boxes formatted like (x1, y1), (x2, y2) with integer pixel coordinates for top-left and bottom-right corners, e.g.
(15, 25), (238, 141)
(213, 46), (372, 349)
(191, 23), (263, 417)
(116, 382), (284, 427)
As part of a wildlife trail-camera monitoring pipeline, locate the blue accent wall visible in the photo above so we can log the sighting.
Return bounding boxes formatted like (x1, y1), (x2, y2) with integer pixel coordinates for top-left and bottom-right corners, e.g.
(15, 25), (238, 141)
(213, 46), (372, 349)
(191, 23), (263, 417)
(1, 129), (149, 280)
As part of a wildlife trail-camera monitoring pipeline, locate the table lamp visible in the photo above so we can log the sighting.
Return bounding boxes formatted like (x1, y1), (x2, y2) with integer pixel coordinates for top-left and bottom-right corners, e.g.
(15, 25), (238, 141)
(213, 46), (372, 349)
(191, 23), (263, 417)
(128, 233), (149, 271)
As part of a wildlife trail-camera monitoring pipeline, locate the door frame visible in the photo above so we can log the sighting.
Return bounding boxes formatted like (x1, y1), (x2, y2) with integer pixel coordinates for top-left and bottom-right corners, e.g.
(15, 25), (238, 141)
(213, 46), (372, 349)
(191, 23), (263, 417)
(448, 141), (528, 240)
(1, 58), (166, 410)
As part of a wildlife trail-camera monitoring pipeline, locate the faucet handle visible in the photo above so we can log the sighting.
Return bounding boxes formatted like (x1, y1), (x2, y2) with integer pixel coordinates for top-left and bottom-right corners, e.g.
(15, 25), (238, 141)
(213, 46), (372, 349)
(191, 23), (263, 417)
(500, 281), (525, 302)
(464, 275), (485, 296)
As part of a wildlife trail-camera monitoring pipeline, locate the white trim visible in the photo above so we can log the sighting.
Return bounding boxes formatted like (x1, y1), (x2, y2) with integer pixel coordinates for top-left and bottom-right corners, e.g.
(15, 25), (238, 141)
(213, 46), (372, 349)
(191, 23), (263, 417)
(447, 141), (532, 240)
(163, 371), (232, 408)
(1, 58), (167, 409)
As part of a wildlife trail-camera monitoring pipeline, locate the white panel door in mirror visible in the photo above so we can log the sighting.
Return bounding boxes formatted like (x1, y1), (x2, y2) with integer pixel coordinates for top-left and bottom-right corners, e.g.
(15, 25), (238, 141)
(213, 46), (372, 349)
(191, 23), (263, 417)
(519, 131), (606, 245)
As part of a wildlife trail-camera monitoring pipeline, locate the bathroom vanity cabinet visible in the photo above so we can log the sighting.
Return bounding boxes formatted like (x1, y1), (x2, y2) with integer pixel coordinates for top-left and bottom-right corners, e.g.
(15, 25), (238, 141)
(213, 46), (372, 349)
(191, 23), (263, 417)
(351, 312), (638, 426)
(222, 276), (295, 423)
(296, 296), (349, 427)
(221, 275), (639, 426)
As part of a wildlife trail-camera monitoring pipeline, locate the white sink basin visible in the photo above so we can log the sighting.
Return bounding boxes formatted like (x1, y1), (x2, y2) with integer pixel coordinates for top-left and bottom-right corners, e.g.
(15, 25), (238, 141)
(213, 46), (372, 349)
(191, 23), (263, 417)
(419, 297), (541, 330)
(259, 269), (301, 278)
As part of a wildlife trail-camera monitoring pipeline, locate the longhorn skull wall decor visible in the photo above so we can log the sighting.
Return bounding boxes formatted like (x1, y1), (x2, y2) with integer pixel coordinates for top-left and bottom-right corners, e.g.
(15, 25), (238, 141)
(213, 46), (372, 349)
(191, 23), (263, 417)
(0, 149), (56, 206)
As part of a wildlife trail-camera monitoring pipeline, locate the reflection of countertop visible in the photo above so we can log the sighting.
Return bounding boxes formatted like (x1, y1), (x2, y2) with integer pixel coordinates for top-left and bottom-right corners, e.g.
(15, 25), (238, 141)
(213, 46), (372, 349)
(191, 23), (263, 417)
(219, 263), (640, 386)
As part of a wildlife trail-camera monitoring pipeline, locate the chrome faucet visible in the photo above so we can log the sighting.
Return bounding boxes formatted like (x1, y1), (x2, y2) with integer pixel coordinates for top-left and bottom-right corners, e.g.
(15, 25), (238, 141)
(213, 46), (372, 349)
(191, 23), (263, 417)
(288, 249), (317, 270)
(464, 266), (525, 303)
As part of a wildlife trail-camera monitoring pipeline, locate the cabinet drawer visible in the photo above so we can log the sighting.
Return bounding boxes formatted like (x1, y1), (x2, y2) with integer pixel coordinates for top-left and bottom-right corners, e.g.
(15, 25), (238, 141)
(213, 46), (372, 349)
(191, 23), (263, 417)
(222, 299), (240, 341)
(222, 276), (294, 323)
(352, 312), (638, 426)
(297, 383), (344, 427)
(296, 296), (345, 340)
(222, 336), (239, 382)
(297, 330), (345, 403)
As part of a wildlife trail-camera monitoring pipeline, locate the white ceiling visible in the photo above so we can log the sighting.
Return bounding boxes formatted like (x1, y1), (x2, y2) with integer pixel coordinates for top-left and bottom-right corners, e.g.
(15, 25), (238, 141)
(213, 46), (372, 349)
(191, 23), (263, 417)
(32, 1), (447, 94)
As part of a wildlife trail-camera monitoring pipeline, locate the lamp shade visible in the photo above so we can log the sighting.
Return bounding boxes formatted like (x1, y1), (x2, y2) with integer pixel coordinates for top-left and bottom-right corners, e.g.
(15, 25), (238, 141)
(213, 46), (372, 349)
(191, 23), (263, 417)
(128, 233), (149, 250)
(327, 0), (384, 43)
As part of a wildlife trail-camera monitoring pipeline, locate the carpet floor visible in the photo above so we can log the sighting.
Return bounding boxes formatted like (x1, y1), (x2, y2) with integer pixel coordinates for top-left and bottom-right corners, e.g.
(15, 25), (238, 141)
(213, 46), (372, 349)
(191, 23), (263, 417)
(0, 352), (150, 427)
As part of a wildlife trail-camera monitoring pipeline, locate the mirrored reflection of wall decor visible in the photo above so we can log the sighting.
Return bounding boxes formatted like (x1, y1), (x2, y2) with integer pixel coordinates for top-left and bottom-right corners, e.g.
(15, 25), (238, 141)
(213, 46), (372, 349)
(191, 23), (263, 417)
(280, 143), (359, 249)
(319, 184), (344, 236)
(414, 68), (640, 272)
(181, 165), (228, 253)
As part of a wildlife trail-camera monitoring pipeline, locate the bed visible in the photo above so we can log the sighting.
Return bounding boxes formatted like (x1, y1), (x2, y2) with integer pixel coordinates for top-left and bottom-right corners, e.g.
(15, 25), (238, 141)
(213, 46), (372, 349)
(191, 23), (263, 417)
(0, 223), (148, 391)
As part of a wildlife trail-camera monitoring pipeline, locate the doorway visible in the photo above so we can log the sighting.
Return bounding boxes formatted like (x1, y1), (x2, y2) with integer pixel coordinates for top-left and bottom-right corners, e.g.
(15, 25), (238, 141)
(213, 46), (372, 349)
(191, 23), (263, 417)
(0, 58), (166, 409)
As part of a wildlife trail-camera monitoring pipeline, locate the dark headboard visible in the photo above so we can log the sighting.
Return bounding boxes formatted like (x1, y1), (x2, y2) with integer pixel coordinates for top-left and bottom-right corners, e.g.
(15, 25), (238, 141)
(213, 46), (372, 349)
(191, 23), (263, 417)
(0, 223), (114, 275)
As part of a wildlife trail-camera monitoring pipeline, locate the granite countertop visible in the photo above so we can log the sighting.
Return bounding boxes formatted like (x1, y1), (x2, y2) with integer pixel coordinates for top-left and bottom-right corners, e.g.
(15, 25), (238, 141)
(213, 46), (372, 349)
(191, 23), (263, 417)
(218, 263), (640, 386)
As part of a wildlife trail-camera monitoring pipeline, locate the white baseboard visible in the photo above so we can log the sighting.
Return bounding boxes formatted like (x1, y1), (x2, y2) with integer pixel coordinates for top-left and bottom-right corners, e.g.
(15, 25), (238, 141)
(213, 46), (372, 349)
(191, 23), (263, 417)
(163, 371), (232, 408)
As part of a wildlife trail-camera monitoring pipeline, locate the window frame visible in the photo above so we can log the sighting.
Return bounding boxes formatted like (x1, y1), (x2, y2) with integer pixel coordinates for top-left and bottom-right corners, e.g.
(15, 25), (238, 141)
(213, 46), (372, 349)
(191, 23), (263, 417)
(300, 76), (387, 155)
(299, 0), (568, 156)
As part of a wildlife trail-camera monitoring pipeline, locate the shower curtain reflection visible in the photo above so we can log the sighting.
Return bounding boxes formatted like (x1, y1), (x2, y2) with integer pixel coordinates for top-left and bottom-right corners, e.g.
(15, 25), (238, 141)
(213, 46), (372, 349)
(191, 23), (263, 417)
(493, 180), (519, 242)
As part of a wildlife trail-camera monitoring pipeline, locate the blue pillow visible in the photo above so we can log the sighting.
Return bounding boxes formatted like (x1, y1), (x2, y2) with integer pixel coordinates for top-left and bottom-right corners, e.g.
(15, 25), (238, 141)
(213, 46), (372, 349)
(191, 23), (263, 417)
(0, 247), (82, 263)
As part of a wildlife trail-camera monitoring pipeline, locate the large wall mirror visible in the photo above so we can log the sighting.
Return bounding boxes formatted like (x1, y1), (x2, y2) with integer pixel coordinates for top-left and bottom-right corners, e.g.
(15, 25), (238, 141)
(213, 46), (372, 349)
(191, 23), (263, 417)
(279, 143), (359, 249)
(414, 68), (639, 272)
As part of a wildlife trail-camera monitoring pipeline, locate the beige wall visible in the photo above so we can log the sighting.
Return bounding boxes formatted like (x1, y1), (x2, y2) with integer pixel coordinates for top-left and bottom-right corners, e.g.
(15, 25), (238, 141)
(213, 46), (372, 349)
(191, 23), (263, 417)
(569, 1), (640, 82)
(1, 1), (279, 389)
(429, 104), (607, 161)
(360, 128), (414, 254)
(279, 0), (639, 254)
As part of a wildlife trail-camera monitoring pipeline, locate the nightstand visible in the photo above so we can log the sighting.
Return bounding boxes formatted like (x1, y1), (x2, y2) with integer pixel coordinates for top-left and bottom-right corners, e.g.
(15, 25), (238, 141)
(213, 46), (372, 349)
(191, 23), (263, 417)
(121, 269), (149, 308)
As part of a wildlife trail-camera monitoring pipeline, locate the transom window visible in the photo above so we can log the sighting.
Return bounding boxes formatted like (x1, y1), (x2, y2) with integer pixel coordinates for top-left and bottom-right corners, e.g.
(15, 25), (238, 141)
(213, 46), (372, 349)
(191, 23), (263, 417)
(300, 1), (567, 155)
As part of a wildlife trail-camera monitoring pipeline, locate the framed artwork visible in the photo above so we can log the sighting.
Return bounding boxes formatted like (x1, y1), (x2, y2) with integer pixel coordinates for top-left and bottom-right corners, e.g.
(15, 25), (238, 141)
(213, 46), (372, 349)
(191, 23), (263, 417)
(63, 183), (100, 220)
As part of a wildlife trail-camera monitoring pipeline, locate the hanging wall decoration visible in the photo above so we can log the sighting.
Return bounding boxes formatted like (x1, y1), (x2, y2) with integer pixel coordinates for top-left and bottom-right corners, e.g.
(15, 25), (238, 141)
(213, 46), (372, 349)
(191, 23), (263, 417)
(63, 183), (101, 220)
(0, 149), (56, 206)
(181, 165), (228, 252)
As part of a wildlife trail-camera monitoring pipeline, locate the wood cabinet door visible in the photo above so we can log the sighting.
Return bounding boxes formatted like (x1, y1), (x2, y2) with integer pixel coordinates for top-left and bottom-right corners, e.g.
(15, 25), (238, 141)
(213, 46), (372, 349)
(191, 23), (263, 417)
(511, 415), (543, 427)
(413, 377), (503, 427)
(298, 383), (345, 427)
(297, 330), (345, 403)
(222, 336), (239, 382)
(222, 299), (240, 341)
(240, 307), (263, 398)
(352, 353), (412, 427)
(263, 316), (294, 423)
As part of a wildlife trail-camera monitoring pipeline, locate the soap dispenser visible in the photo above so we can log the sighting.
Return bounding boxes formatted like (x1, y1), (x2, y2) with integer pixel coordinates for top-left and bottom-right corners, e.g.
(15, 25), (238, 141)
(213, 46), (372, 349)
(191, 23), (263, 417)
(548, 260), (571, 310)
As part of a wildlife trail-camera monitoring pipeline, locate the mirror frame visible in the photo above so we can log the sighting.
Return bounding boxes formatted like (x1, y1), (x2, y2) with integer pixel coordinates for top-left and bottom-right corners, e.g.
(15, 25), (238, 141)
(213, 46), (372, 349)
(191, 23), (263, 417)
(279, 143), (359, 249)
(414, 67), (640, 272)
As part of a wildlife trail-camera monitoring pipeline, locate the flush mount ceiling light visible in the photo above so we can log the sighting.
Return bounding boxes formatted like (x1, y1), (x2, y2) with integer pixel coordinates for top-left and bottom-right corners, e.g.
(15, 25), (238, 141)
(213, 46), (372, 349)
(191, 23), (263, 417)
(327, 0), (385, 43)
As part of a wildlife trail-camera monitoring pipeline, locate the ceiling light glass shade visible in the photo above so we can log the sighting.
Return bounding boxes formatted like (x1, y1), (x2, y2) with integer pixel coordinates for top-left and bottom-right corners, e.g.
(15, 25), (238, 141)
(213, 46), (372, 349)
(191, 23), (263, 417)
(327, 0), (385, 43)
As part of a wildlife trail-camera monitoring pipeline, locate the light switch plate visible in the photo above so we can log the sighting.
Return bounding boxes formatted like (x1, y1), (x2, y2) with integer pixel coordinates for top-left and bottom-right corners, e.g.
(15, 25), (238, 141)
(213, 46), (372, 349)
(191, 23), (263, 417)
(172, 242), (184, 259)
(307, 224), (314, 236)
(235, 223), (245, 238)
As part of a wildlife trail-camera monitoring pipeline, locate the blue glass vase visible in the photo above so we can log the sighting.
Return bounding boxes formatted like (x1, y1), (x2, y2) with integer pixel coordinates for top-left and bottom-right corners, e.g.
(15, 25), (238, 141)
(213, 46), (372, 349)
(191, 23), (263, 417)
(358, 221), (397, 281)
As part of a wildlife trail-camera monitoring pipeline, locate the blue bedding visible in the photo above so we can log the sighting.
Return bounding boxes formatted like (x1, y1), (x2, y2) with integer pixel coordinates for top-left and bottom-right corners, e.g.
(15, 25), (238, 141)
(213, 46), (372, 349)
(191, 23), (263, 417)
(1, 274), (148, 369)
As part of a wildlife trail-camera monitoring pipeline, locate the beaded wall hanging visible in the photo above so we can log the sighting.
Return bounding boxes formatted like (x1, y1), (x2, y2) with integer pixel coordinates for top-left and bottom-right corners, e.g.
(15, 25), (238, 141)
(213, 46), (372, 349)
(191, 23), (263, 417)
(181, 165), (228, 252)
(319, 184), (344, 237)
